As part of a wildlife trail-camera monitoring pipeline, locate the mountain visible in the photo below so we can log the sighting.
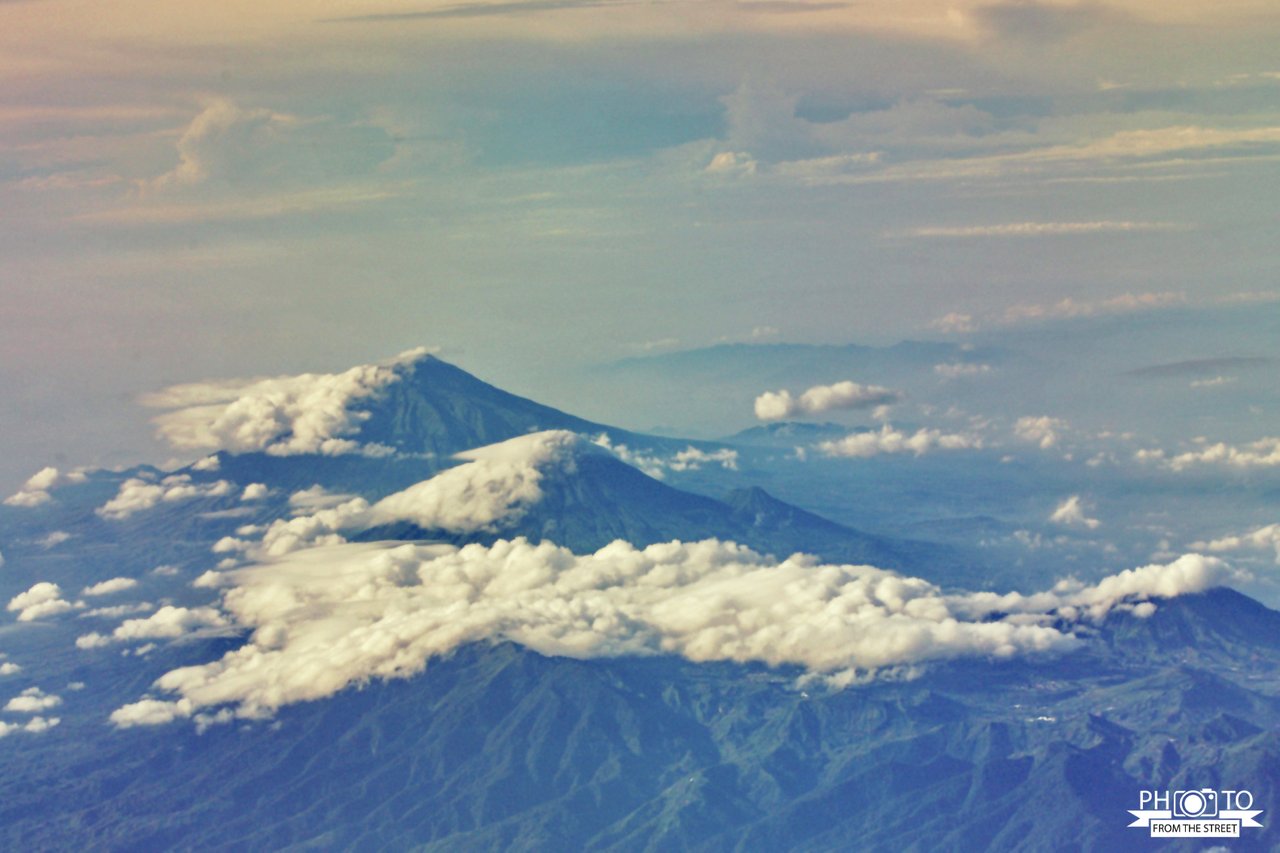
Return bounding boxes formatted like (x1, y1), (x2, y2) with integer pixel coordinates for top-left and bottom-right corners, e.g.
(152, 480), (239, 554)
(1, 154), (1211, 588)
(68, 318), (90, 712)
(2, 350), (1277, 852)
(2, 591), (1278, 851)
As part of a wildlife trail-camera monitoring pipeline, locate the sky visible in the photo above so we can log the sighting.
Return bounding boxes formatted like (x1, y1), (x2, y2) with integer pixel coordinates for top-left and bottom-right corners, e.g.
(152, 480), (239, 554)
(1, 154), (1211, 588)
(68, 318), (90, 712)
(2, 0), (1280, 488)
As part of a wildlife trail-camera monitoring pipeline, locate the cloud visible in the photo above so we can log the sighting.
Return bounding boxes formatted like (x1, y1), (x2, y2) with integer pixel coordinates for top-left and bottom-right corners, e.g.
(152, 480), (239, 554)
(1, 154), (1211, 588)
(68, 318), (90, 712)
(261, 431), (608, 555)
(933, 292), (1186, 334)
(1191, 524), (1280, 562)
(82, 577), (139, 597)
(4, 687), (61, 713)
(934, 363), (992, 379)
(108, 537), (1233, 726)
(1140, 437), (1280, 472)
(0, 716), (60, 738)
(592, 435), (738, 480)
(191, 455), (221, 472)
(79, 606), (230, 652)
(817, 425), (982, 458)
(0, 654), (19, 677)
(6, 582), (75, 621)
(287, 485), (357, 512)
(4, 466), (60, 507)
(96, 474), (233, 520)
(1014, 415), (1068, 449)
(754, 380), (903, 421)
(970, 1), (1130, 43)
(1125, 356), (1272, 379)
(35, 531), (72, 549)
(141, 348), (431, 457)
(1049, 495), (1101, 529)
(894, 221), (1185, 239)
(80, 602), (155, 619)
(930, 313), (977, 334)
(147, 98), (395, 192)
(241, 483), (269, 501)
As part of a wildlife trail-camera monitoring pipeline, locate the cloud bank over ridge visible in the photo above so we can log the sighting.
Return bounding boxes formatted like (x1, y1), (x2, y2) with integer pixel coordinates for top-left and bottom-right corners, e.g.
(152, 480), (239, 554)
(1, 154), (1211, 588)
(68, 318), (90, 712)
(109, 534), (1231, 727)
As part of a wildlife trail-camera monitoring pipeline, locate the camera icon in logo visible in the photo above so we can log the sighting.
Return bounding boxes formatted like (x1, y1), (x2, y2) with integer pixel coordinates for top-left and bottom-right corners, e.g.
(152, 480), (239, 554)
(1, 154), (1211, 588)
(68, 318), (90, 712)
(1173, 789), (1219, 818)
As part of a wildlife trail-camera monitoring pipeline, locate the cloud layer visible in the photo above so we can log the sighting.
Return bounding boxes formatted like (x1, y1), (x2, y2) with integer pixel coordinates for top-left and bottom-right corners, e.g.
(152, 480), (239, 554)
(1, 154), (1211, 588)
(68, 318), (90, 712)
(818, 425), (982, 458)
(109, 535), (1228, 727)
(141, 348), (432, 457)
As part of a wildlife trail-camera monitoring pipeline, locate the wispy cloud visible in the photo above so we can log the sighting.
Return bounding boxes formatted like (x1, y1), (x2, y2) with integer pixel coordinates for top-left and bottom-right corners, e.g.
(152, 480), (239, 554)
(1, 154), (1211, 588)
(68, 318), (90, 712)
(890, 221), (1187, 239)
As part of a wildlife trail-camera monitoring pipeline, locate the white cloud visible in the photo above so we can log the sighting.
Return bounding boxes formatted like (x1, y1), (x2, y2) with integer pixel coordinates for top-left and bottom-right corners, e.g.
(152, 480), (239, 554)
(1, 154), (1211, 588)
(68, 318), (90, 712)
(4, 466), (61, 507)
(6, 582), (75, 622)
(79, 605), (230, 652)
(933, 292), (1185, 333)
(1189, 376), (1236, 389)
(108, 537), (1233, 726)
(141, 348), (431, 457)
(81, 602), (155, 619)
(934, 363), (992, 379)
(1159, 437), (1280, 472)
(0, 656), (19, 676)
(930, 312), (977, 334)
(894, 221), (1185, 239)
(755, 380), (902, 421)
(4, 687), (62, 713)
(1191, 524), (1280, 563)
(287, 485), (356, 512)
(818, 425), (981, 458)
(1049, 496), (1101, 530)
(1014, 415), (1069, 449)
(96, 474), (233, 520)
(113, 606), (230, 641)
(191, 455), (221, 472)
(0, 716), (60, 738)
(35, 531), (72, 549)
(152, 565), (180, 577)
(241, 483), (269, 501)
(592, 435), (738, 479)
(82, 577), (139, 597)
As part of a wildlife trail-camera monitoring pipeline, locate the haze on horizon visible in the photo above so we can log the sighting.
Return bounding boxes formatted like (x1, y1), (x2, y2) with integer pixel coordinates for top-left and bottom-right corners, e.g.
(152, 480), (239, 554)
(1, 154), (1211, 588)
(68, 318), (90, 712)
(2, 0), (1279, 488)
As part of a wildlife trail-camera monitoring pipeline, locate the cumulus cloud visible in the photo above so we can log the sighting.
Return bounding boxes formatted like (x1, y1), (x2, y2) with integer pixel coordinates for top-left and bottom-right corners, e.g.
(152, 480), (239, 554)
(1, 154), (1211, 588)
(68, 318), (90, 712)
(191, 455), (221, 472)
(0, 654), (19, 676)
(82, 577), (139, 597)
(258, 431), (594, 556)
(1049, 496), (1101, 529)
(1014, 415), (1069, 449)
(35, 531), (72, 549)
(141, 348), (431, 457)
(592, 435), (738, 480)
(4, 687), (62, 713)
(817, 425), (981, 458)
(4, 467), (61, 507)
(241, 483), (269, 501)
(0, 716), (60, 738)
(96, 474), (233, 520)
(754, 380), (902, 421)
(79, 606), (230, 652)
(108, 537), (1233, 726)
(1191, 524), (1280, 562)
(1148, 437), (1280, 472)
(147, 98), (395, 192)
(6, 582), (76, 622)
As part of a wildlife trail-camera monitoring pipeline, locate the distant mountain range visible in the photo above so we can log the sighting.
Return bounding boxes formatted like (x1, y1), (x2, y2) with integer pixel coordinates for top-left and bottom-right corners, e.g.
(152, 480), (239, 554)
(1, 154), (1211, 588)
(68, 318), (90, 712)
(1, 352), (1276, 851)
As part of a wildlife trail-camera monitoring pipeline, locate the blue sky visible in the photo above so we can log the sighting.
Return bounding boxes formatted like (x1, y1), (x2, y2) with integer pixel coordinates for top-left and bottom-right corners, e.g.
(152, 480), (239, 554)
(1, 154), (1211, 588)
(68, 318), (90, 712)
(2, 0), (1279, 487)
